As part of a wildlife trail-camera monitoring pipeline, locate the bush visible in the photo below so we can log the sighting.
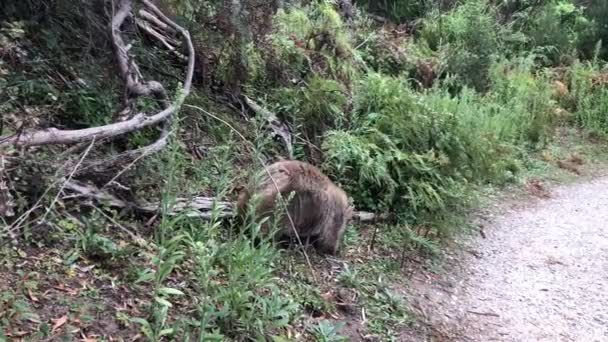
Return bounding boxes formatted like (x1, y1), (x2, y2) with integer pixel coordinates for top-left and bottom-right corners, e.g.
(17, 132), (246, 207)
(488, 56), (557, 144)
(272, 76), (348, 159)
(262, 2), (361, 87)
(356, 0), (429, 23)
(419, 0), (508, 92)
(513, 0), (596, 65)
(579, 2), (608, 60)
(322, 60), (558, 220)
(322, 73), (472, 222)
(568, 61), (608, 137)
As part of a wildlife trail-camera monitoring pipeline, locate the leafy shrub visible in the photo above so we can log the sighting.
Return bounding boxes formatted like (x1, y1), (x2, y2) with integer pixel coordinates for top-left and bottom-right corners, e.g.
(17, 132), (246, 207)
(310, 320), (348, 342)
(354, 16), (447, 86)
(513, 0), (596, 65)
(419, 0), (508, 91)
(568, 61), (608, 137)
(322, 73), (471, 222)
(262, 2), (361, 87)
(322, 62), (558, 222)
(354, 19), (413, 76)
(356, 0), (429, 23)
(580, 1), (608, 60)
(272, 76), (348, 158)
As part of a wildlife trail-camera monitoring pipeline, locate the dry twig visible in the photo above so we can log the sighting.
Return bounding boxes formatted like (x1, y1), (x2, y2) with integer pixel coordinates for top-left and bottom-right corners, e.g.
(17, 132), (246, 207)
(243, 96), (293, 158)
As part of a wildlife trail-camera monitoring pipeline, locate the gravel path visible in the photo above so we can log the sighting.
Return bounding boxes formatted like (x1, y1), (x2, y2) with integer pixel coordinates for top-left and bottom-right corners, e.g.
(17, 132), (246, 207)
(407, 177), (608, 342)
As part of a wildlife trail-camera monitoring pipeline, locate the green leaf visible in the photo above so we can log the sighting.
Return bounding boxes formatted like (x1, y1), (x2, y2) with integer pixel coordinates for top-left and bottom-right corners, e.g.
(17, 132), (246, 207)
(134, 269), (155, 284)
(159, 328), (174, 337)
(130, 317), (151, 327)
(158, 287), (184, 296)
(155, 296), (173, 307)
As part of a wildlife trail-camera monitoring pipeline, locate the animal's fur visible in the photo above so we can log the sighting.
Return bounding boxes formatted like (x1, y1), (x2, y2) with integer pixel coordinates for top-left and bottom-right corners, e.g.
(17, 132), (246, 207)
(237, 160), (353, 255)
(557, 159), (581, 175)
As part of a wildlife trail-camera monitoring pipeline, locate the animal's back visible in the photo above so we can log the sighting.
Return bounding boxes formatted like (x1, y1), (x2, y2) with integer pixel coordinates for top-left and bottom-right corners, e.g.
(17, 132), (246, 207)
(237, 160), (333, 218)
(237, 160), (352, 254)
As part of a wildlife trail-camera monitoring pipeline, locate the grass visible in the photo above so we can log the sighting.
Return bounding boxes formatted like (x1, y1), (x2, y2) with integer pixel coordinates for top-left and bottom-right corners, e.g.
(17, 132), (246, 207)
(2, 0), (608, 340)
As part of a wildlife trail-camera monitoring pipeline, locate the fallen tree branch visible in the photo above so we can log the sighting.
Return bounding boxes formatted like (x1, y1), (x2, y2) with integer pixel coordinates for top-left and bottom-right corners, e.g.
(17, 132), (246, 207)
(63, 180), (385, 222)
(0, 109), (174, 146)
(135, 18), (186, 61)
(243, 96), (293, 158)
(367, 14), (388, 23)
(0, 0), (195, 151)
(138, 9), (176, 34)
(75, 134), (169, 175)
(64, 180), (234, 219)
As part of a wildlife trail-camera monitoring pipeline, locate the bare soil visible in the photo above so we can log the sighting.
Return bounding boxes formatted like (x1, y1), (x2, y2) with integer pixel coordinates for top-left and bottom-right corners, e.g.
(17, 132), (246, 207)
(406, 176), (608, 341)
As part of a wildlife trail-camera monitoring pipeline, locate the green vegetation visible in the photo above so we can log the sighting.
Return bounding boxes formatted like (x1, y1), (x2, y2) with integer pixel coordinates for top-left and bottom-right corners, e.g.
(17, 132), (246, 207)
(1, 0), (608, 340)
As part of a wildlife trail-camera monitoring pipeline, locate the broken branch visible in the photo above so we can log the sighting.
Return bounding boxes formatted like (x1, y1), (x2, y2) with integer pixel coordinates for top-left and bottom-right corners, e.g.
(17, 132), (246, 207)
(64, 180), (234, 219)
(138, 9), (177, 34)
(243, 96), (293, 158)
(0, 109), (173, 147)
(135, 18), (186, 61)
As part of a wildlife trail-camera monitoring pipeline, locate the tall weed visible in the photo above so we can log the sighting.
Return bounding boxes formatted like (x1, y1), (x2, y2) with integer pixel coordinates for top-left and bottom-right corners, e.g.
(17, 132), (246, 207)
(568, 61), (608, 137)
(419, 0), (509, 91)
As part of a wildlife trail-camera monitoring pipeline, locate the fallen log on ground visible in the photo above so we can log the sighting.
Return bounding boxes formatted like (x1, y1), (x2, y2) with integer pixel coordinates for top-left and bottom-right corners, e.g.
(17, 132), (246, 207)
(63, 180), (387, 222)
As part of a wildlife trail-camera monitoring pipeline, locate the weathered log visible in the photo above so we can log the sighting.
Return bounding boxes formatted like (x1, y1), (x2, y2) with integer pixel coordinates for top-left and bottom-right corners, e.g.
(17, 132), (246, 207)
(63, 180), (385, 222)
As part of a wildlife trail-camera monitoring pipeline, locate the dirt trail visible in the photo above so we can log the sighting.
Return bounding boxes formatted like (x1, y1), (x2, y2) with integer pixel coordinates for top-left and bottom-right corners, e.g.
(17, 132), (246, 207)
(407, 177), (608, 342)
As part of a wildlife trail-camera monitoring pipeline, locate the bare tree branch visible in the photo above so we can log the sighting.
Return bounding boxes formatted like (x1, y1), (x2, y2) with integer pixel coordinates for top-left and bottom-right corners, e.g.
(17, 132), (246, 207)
(0, 108), (173, 146)
(0, 0), (195, 152)
(94, 0), (197, 165)
(243, 96), (293, 158)
(140, 0), (194, 94)
(77, 134), (168, 174)
(135, 18), (186, 61)
(112, 0), (170, 118)
(111, 0), (136, 81)
(138, 9), (177, 34)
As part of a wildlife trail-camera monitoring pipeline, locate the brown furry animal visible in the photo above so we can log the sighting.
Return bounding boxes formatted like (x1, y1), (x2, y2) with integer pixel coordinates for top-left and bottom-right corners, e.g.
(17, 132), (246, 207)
(237, 160), (353, 255)
(557, 160), (581, 175)
(567, 154), (584, 166)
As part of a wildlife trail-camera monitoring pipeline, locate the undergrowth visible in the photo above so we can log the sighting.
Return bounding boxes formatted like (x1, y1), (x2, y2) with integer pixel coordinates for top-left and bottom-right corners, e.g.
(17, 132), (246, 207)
(2, 0), (608, 340)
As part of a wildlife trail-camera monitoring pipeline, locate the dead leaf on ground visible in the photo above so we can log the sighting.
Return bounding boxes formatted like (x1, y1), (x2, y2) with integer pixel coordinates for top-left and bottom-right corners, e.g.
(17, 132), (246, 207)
(80, 330), (99, 342)
(27, 289), (39, 302)
(6, 330), (29, 338)
(53, 284), (79, 295)
(526, 179), (551, 198)
(51, 315), (68, 332)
